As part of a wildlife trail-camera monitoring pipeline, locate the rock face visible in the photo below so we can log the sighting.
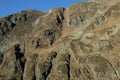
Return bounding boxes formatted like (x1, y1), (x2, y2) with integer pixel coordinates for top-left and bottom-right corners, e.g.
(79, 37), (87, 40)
(0, 0), (120, 80)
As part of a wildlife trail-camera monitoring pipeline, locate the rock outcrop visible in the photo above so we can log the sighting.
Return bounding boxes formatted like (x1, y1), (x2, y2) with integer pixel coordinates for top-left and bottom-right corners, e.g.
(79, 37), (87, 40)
(0, 0), (120, 80)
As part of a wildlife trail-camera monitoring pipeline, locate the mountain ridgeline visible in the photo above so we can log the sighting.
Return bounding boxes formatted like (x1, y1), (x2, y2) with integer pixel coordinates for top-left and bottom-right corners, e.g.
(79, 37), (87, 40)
(0, 0), (120, 80)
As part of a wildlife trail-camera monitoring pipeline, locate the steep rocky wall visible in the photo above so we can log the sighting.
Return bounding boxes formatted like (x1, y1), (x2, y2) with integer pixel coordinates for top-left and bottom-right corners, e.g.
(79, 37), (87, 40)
(0, 0), (120, 80)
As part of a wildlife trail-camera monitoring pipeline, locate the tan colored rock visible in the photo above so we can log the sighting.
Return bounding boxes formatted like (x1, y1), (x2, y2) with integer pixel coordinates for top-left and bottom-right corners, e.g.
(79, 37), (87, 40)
(0, 0), (120, 80)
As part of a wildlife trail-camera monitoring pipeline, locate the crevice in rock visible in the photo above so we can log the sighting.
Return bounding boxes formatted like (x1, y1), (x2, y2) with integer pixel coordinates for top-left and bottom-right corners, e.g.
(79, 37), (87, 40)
(39, 51), (57, 80)
(35, 38), (41, 48)
(105, 59), (119, 79)
(83, 67), (94, 80)
(40, 62), (52, 80)
(32, 65), (36, 80)
(68, 62), (71, 80)
(14, 44), (26, 80)
(0, 53), (3, 65)
(14, 44), (26, 71)
(57, 53), (71, 80)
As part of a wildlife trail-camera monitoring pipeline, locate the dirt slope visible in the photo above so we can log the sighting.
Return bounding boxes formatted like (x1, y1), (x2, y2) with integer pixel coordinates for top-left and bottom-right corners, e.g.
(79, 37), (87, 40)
(0, 0), (120, 80)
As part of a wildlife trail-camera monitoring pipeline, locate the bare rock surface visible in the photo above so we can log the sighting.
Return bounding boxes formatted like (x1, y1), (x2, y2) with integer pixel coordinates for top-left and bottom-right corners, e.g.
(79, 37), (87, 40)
(0, 0), (120, 80)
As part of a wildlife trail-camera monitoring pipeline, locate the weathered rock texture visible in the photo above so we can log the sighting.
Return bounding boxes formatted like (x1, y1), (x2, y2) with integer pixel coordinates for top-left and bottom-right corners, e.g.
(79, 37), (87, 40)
(0, 0), (120, 80)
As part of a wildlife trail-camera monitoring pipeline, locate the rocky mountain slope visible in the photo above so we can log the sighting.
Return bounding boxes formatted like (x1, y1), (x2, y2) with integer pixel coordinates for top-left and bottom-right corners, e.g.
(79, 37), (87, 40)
(0, 0), (120, 80)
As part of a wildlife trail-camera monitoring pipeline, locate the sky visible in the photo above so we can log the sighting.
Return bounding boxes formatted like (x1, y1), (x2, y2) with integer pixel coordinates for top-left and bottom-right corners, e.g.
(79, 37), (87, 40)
(0, 0), (87, 18)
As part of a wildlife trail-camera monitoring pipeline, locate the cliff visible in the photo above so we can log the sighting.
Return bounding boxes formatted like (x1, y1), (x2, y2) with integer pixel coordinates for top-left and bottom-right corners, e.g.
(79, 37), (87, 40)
(0, 0), (120, 80)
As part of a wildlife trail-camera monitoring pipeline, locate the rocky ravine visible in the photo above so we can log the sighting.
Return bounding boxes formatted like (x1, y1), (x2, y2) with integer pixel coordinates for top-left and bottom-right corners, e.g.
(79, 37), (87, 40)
(0, 0), (120, 80)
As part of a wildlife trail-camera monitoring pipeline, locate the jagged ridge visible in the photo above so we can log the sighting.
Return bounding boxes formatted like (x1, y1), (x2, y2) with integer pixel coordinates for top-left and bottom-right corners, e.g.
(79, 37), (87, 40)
(0, 0), (120, 80)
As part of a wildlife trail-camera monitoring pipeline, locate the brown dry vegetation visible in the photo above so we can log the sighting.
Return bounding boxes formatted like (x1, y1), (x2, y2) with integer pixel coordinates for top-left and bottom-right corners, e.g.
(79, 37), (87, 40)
(0, 0), (120, 80)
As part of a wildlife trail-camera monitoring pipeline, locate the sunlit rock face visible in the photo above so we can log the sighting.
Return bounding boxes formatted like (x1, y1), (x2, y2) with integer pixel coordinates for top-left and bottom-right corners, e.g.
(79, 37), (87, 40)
(0, 0), (120, 80)
(90, 0), (111, 2)
(90, 0), (119, 4)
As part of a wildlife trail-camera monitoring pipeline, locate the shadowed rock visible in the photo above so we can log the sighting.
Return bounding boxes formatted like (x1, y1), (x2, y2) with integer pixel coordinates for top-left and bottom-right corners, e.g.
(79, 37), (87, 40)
(0, 0), (120, 80)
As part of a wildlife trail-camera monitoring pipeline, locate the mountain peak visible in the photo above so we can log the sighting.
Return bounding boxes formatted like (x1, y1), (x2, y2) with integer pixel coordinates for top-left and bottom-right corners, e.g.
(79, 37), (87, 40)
(0, 1), (120, 80)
